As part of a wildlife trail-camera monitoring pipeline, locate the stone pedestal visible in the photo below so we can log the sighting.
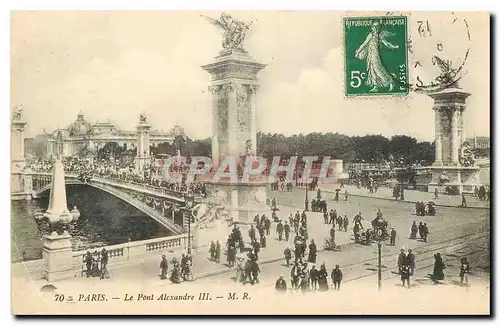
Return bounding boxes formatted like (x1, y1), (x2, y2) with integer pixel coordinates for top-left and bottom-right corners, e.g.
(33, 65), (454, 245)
(327, 159), (349, 181)
(204, 180), (269, 224)
(201, 48), (270, 235)
(193, 219), (232, 250)
(43, 231), (74, 282)
(427, 88), (479, 195)
(428, 166), (481, 194)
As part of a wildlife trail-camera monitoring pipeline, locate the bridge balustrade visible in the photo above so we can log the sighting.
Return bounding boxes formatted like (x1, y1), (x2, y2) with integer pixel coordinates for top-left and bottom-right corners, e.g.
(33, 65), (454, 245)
(72, 233), (192, 268)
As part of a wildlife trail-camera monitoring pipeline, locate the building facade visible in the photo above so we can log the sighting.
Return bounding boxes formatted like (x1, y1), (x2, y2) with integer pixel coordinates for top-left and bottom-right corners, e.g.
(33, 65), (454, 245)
(44, 113), (174, 159)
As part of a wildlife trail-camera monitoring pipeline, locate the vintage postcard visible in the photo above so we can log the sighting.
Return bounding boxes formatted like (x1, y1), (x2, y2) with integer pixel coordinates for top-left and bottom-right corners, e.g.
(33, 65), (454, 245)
(11, 11), (490, 315)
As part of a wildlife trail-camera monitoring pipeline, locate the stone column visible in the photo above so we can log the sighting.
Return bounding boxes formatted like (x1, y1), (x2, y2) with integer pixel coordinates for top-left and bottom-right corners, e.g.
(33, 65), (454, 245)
(11, 120), (27, 168)
(135, 118), (151, 172)
(224, 82), (239, 159)
(451, 108), (459, 164)
(460, 108), (466, 146)
(249, 85), (259, 155)
(209, 85), (221, 170)
(434, 109), (443, 165)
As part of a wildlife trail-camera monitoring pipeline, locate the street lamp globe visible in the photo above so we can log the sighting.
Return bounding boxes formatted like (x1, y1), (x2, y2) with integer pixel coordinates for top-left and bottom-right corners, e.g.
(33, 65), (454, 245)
(185, 194), (195, 209)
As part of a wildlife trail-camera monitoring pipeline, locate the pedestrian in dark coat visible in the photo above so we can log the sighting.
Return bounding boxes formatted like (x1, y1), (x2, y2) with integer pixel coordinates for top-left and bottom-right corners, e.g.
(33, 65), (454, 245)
(253, 241), (261, 260)
(209, 241), (216, 261)
(215, 240), (221, 263)
(410, 221), (418, 239)
(264, 218), (271, 235)
(331, 265), (343, 290)
(160, 255), (168, 280)
(407, 249), (416, 275)
(284, 221), (291, 241)
(310, 266), (319, 291)
(459, 257), (471, 285)
(397, 249), (407, 274)
(343, 215), (349, 231)
(284, 247), (292, 267)
(418, 222), (424, 239)
(433, 253), (446, 281)
(249, 225), (257, 243)
(330, 226), (336, 244)
(84, 251), (92, 277)
(260, 234), (267, 248)
(422, 223), (430, 242)
(400, 265), (411, 288)
(390, 228), (397, 246)
(276, 221), (284, 241)
(275, 275), (287, 292)
(307, 240), (317, 263)
(337, 215), (343, 231)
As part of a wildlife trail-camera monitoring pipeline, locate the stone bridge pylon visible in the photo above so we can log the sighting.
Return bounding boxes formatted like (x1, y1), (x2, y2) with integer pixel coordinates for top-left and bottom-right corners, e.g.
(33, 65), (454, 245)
(11, 106), (33, 200)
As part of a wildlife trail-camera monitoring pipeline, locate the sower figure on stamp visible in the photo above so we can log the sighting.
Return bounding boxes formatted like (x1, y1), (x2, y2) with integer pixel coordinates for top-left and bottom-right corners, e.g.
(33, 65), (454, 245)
(355, 21), (400, 92)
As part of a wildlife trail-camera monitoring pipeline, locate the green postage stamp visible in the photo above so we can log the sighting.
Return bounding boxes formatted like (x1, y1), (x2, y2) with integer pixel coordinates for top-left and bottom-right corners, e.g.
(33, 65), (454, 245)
(344, 16), (409, 96)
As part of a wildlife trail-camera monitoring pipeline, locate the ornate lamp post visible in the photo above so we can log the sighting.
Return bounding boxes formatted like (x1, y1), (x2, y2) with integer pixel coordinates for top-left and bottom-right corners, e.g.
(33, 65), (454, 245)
(184, 194), (195, 252)
(373, 226), (386, 291)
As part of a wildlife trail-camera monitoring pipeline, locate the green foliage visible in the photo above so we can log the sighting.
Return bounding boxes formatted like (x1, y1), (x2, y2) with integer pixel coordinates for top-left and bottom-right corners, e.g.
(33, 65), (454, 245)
(151, 132), (434, 165)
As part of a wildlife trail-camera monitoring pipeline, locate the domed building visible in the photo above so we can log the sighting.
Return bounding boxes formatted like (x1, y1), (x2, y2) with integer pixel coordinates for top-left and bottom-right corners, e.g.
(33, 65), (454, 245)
(68, 112), (92, 137)
(46, 113), (173, 163)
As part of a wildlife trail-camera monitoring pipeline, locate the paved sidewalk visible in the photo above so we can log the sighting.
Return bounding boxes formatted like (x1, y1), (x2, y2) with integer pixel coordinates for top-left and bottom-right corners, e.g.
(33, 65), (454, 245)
(317, 184), (490, 209)
(20, 204), (359, 292)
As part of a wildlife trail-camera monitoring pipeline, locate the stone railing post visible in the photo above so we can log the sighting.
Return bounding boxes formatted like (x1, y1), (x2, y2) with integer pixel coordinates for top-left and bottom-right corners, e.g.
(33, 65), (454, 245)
(43, 231), (74, 281)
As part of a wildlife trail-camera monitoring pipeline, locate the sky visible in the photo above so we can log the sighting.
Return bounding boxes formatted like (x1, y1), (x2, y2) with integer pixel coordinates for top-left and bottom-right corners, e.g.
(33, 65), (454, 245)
(11, 11), (490, 142)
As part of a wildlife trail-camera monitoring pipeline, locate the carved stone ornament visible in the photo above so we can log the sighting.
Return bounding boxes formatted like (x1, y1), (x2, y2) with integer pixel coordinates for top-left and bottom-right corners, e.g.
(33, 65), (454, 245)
(254, 189), (267, 204)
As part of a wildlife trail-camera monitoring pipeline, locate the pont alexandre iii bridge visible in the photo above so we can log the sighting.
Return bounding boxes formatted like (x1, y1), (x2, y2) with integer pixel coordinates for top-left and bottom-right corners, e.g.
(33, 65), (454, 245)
(11, 111), (195, 237)
(30, 172), (197, 235)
